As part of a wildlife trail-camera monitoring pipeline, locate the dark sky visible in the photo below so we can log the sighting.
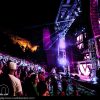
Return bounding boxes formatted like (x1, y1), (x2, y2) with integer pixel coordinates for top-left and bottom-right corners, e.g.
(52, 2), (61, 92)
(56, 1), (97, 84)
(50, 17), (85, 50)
(0, 0), (61, 31)
(0, 0), (61, 48)
(0, 0), (93, 62)
(0, 0), (61, 62)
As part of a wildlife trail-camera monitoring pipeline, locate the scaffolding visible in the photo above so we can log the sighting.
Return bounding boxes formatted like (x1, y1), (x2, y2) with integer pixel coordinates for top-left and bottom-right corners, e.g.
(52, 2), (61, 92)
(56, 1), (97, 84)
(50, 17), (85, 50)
(55, 0), (82, 75)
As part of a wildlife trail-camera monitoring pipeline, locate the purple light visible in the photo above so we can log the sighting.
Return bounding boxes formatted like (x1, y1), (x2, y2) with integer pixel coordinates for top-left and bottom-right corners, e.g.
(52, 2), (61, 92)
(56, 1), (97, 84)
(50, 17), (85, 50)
(58, 58), (67, 66)
(59, 38), (66, 49)
(98, 18), (100, 24)
(43, 28), (51, 50)
(92, 77), (97, 84)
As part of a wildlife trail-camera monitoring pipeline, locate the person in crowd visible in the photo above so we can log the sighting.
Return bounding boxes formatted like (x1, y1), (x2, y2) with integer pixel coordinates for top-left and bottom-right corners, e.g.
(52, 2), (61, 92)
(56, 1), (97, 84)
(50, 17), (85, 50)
(31, 74), (39, 96)
(16, 66), (21, 79)
(51, 75), (58, 96)
(7, 61), (23, 96)
(42, 88), (50, 96)
(23, 72), (31, 96)
(20, 66), (27, 82)
(51, 67), (56, 75)
(61, 76), (67, 96)
(0, 60), (23, 96)
(60, 91), (66, 96)
(37, 72), (50, 96)
(24, 73), (39, 96)
(0, 61), (3, 76)
(37, 78), (50, 96)
(72, 81), (79, 96)
(38, 72), (45, 82)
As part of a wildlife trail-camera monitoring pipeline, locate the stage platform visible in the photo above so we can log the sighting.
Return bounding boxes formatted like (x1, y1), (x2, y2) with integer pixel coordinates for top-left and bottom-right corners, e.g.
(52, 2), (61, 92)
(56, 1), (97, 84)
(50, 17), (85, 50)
(71, 73), (100, 96)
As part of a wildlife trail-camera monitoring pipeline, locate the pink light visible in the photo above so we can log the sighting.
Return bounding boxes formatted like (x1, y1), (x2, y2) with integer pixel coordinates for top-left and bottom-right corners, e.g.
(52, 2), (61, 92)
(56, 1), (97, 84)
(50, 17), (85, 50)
(59, 38), (66, 49)
(58, 58), (67, 66)
(43, 28), (51, 50)
(77, 34), (83, 43)
(99, 18), (100, 24)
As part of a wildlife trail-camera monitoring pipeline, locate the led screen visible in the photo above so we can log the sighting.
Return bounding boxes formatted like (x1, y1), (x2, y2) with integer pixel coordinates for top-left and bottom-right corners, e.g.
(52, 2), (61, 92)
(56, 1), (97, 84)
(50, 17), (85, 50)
(78, 63), (93, 81)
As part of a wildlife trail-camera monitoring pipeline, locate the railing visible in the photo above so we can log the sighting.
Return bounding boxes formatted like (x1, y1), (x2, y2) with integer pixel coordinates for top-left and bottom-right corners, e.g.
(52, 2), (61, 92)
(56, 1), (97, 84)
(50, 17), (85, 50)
(71, 78), (96, 96)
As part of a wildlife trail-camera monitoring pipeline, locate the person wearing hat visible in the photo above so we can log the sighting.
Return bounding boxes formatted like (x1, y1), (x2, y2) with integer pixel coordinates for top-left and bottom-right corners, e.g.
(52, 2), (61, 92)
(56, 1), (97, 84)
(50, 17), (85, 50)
(8, 61), (23, 96)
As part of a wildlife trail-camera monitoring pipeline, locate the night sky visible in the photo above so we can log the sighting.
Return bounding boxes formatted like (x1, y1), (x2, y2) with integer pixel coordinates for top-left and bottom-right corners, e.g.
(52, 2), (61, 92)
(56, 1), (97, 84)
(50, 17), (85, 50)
(0, 0), (61, 30)
(0, 0), (61, 62)
(0, 0), (94, 63)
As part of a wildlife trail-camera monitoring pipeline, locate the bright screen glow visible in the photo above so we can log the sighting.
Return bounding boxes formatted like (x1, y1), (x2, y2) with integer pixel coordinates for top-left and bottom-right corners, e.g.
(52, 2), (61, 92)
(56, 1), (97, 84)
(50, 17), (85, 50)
(77, 34), (83, 43)
(59, 38), (66, 49)
(79, 64), (91, 76)
(58, 58), (67, 66)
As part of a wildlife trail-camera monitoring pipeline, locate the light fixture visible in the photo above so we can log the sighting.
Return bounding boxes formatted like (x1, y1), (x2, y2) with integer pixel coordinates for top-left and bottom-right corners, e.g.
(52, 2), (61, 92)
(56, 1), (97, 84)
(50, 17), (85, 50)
(58, 58), (67, 66)
(59, 38), (66, 49)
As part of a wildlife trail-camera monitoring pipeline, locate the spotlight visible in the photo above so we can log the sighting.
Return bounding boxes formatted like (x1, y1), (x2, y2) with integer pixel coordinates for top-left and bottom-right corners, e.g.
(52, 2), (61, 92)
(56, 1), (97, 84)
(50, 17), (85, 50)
(58, 58), (67, 66)
(92, 77), (97, 84)
(59, 38), (66, 49)
(77, 7), (81, 13)
(61, 15), (63, 18)
(56, 23), (59, 26)
(75, 11), (79, 16)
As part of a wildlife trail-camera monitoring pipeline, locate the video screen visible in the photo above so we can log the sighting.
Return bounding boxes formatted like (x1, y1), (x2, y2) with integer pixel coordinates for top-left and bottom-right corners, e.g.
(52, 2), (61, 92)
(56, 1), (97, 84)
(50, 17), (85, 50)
(78, 63), (92, 81)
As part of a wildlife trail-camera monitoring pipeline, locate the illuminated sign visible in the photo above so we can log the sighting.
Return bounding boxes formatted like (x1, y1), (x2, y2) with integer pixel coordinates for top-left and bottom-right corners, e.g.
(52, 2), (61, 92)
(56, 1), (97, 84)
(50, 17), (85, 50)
(79, 64), (91, 76)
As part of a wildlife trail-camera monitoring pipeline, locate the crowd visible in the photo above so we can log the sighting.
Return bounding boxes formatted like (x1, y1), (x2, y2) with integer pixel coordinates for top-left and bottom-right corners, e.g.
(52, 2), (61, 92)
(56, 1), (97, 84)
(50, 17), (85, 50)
(0, 58), (79, 96)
